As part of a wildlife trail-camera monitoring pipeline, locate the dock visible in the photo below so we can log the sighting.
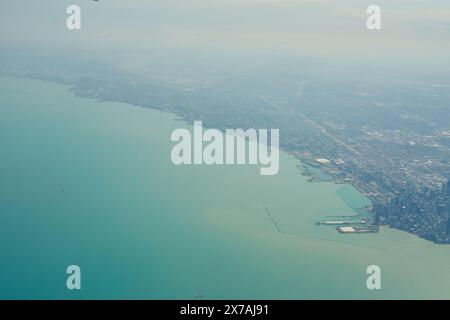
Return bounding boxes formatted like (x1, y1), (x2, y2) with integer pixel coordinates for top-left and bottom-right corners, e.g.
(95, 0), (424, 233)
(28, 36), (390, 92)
(337, 226), (377, 234)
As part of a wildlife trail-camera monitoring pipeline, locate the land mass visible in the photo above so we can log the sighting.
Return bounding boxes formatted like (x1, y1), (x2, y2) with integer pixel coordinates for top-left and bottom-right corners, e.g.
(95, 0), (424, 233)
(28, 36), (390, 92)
(4, 65), (450, 244)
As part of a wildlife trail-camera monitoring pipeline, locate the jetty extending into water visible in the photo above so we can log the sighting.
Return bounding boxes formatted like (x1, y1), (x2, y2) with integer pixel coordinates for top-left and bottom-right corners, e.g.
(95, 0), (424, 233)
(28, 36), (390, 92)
(316, 220), (367, 226)
(264, 206), (284, 234)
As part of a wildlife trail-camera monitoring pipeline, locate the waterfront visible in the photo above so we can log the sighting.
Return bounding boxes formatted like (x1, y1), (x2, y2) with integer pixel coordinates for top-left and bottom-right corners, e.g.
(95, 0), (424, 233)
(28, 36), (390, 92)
(1, 77), (450, 299)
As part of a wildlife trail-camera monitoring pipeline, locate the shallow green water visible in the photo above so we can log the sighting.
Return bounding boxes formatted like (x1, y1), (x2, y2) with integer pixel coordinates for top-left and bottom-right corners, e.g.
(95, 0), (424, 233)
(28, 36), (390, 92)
(1, 77), (450, 299)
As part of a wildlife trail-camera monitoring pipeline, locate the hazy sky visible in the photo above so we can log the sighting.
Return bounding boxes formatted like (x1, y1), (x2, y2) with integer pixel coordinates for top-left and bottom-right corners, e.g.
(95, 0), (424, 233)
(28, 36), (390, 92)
(1, 0), (450, 75)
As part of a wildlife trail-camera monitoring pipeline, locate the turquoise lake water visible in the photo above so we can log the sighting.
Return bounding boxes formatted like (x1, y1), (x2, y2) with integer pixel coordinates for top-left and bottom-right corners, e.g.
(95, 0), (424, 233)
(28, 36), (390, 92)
(1, 77), (450, 299)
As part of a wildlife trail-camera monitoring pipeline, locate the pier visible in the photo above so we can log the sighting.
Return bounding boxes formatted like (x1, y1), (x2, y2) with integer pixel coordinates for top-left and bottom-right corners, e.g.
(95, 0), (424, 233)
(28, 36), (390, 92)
(316, 218), (378, 234)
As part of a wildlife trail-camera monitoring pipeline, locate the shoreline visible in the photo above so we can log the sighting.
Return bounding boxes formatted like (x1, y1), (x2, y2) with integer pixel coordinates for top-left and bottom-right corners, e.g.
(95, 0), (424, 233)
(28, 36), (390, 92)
(1, 73), (439, 244)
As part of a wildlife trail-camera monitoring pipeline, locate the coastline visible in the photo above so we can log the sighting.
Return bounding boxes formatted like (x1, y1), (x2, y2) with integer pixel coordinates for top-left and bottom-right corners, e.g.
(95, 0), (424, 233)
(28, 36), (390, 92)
(4, 75), (450, 299)
(0, 73), (430, 243)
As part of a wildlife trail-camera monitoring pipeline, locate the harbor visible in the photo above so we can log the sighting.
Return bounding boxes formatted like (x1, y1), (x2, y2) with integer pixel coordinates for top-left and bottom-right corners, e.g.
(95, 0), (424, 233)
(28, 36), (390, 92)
(316, 218), (378, 234)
